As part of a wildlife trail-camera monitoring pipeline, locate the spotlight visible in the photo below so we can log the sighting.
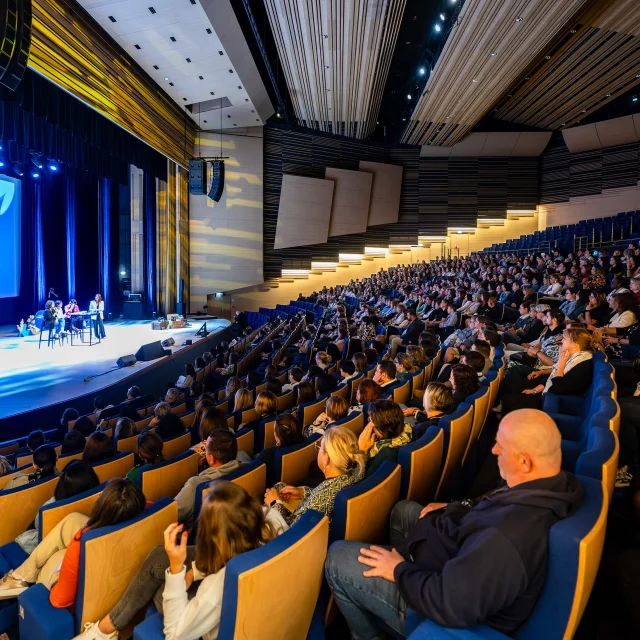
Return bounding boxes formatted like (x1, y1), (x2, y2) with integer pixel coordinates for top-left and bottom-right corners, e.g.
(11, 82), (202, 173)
(31, 171), (40, 179)
(0, 159), (4, 168)
(30, 152), (43, 169)
(47, 158), (58, 171)
(633, 95), (638, 103)
(418, 67), (426, 75)
(439, 13), (445, 20)
(13, 162), (23, 177)
(434, 24), (441, 32)
(0, 139), (3, 150)
(120, 270), (126, 276)
(407, 94), (412, 100)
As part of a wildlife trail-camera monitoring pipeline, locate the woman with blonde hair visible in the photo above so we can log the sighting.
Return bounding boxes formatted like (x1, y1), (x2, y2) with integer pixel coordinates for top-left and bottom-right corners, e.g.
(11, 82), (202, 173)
(352, 352), (368, 373)
(406, 345), (425, 366)
(264, 425), (365, 528)
(404, 382), (453, 439)
(232, 388), (254, 413)
(224, 377), (242, 401)
(394, 353), (417, 380)
(74, 482), (278, 640)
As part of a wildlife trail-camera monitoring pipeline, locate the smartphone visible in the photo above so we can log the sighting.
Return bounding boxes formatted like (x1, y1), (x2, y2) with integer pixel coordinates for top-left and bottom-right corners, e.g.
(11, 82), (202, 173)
(592, 250), (599, 256)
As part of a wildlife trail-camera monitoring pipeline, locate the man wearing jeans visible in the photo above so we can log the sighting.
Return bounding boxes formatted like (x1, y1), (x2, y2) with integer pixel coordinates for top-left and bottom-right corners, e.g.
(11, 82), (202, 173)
(325, 410), (583, 639)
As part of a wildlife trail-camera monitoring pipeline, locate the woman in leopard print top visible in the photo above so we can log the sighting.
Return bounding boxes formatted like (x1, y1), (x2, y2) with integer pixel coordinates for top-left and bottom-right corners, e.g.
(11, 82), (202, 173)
(264, 426), (365, 527)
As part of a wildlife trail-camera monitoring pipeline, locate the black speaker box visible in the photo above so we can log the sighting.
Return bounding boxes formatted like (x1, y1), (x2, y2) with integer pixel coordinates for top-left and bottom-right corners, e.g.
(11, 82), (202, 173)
(117, 354), (137, 368)
(161, 337), (175, 348)
(189, 158), (207, 195)
(208, 160), (225, 202)
(0, 0), (32, 91)
(135, 340), (167, 362)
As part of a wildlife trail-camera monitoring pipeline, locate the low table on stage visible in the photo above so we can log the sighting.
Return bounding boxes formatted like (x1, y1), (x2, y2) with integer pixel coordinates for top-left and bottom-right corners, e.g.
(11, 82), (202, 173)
(69, 311), (101, 346)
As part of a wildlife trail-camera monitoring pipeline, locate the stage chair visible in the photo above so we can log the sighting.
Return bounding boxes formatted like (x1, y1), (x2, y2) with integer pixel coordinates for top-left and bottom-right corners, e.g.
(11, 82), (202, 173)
(331, 411), (365, 437)
(434, 403), (473, 501)
(15, 444), (62, 469)
(161, 432), (191, 459)
(0, 475), (59, 545)
(143, 403), (158, 416)
(179, 412), (196, 429)
(170, 402), (186, 415)
(276, 389), (294, 411)
(56, 452), (84, 471)
(404, 476), (607, 640)
(408, 367), (426, 398)
(238, 407), (258, 426)
(92, 452), (135, 483)
(135, 416), (153, 431)
(273, 433), (322, 486)
(0, 464), (34, 490)
(133, 511), (329, 640)
(235, 427), (255, 457)
(216, 398), (230, 414)
(0, 442), (19, 458)
(141, 451), (199, 502)
(18, 498), (177, 640)
(398, 428), (445, 504)
(116, 433), (139, 454)
(576, 427), (618, 503)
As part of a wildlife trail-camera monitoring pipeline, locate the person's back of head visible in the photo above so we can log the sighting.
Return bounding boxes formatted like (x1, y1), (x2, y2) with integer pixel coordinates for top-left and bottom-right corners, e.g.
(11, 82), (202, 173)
(494, 409), (563, 487)
(27, 429), (46, 452)
(265, 378), (283, 396)
(255, 391), (277, 417)
(0, 455), (14, 477)
(295, 382), (316, 406)
(32, 444), (58, 479)
(114, 417), (137, 441)
(195, 481), (276, 576)
(61, 407), (80, 428)
(462, 350), (486, 375)
(199, 407), (229, 441)
(274, 413), (304, 448)
(206, 429), (237, 465)
(86, 478), (145, 530)
(307, 364), (323, 379)
(83, 431), (114, 464)
(471, 339), (491, 360)
(156, 413), (185, 440)
(482, 329), (500, 348)
(325, 395), (349, 422)
(321, 426), (366, 476)
(339, 360), (356, 377)
(191, 381), (204, 398)
(54, 460), (100, 501)
(61, 430), (86, 455)
(368, 399), (405, 440)
(137, 431), (164, 465)
(233, 389), (254, 413)
(424, 382), (453, 414)
(247, 371), (261, 389)
(357, 379), (382, 405)
(318, 373), (338, 395)
(165, 388), (180, 404)
(289, 366), (304, 383)
(127, 386), (142, 400)
(119, 404), (141, 422)
(264, 365), (278, 380)
(225, 377), (242, 399)
(154, 401), (172, 419)
(93, 396), (106, 411)
(376, 360), (397, 383)
(363, 348), (378, 365)
(73, 416), (96, 437)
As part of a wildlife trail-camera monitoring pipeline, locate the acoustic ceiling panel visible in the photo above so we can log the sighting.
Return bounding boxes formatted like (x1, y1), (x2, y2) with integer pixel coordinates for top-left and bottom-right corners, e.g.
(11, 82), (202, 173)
(264, 0), (406, 139)
(419, 132), (552, 157)
(359, 161), (403, 226)
(401, 0), (591, 147)
(274, 175), (335, 249)
(325, 168), (373, 237)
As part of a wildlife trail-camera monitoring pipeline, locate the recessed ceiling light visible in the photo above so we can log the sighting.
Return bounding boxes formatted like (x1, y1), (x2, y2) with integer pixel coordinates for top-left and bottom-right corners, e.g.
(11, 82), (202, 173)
(407, 94), (412, 99)
(402, 118), (406, 121)
(524, 76), (530, 80)
(204, 120), (207, 123)
(251, 110), (255, 113)
(545, 55), (551, 60)
(227, 115), (231, 118)
(606, 93), (610, 97)
(206, 28), (212, 34)
(490, 52), (497, 56)
(636, 74), (640, 78)
(170, 36), (176, 42)
(472, 78), (478, 83)
(245, 98), (249, 102)
(419, 67), (426, 75)
(189, 0), (196, 4)
(238, 86), (242, 90)
(570, 29), (577, 34)
(561, 123), (566, 126)
(233, 123), (237, 126)
(134, 44), (141, 49)
(164, 77), (169, 81)
(256, 119), (260, 122)
(439, 13), (445, 20)
(515, 16), (523, 22)
(108, 15), (116, 22)
(183, 98), (187, 101)
(581, 109), (587, 113)
(434, 24), (441, 32)
(148, 6), (156, 14)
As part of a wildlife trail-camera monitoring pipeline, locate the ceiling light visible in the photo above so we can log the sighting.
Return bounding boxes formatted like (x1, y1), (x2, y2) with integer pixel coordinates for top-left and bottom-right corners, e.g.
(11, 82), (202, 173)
(31, 171), (40, 179)
(30, 152), (43, 169)
(490, 52), (497, 56)
(515, 16), (523, 22)
(402, 117), (406, 121)
(153, 65), (159, 70)
(407, 94), (412, 99)
(439, 13), (445, 20)
(633, 96), (639, 103)
(418, 67), (426, 75)
(545, 55), (551, 60)
(434, 24), (441, 32)
(561, 123), (566, 126)
(581, 109), (587, 113)
(169, 82), (174, 86)
(472, 78), (478, 83)
(120, 270), (126, 276)
(185, 58), (191, 63)
(48, 158), (58, 171)
(570, 29), (577, 34)
(457, 231), (463, 235)
(605, 93), (610, 97)
(636, 74), (640, 78)
(13, 162), (23, 176)
(164, 77), (169, 81)
(134, 44), (141, 50)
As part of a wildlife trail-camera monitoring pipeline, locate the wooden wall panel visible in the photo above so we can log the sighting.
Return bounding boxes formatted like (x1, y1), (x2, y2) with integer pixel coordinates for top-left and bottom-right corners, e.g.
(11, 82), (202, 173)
(359, 161), (403, 227)
(325, 168), (373, 237)
(29, 0), (196, 167)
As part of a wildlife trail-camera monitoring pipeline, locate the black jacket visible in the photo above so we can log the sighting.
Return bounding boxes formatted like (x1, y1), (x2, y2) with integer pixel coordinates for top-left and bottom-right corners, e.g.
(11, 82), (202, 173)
(394, 472), (583, 634)
(401, 319), (425, 345)
(546, 358), (593, 396)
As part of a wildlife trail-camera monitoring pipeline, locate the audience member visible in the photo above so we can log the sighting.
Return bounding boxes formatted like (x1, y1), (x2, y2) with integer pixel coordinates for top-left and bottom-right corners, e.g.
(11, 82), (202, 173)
(5, 444), (61, 489)
(305, 396), (349, 437)
(406, 382), (453, 439)
(126, 432), (165, 485)
(73, 416), (96, 437)
(83, 432), (115, 464)
(155, 413), (186, 441)
(61, 430), (86, 455)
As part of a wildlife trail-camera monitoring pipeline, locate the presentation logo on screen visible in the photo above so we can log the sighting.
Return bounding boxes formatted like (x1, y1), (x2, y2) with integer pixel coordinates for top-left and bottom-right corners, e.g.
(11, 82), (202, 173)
(0, 181), (15, 216)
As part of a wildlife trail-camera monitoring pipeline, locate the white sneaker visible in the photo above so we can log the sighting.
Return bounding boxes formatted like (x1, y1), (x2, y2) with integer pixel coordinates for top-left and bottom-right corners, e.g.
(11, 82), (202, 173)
(73, 621), (118, 640)
(0, 571), (29, 599)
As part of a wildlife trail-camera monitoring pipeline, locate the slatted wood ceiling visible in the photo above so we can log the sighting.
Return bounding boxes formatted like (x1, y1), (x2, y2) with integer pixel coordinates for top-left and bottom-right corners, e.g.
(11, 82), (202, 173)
(401, 0), (591, 147)
(264, 0), (406, 139)
(495, 0), (640, 130)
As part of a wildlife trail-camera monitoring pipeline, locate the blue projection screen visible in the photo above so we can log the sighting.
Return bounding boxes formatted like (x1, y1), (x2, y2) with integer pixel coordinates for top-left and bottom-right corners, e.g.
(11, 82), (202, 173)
(0, 175), (21, 298)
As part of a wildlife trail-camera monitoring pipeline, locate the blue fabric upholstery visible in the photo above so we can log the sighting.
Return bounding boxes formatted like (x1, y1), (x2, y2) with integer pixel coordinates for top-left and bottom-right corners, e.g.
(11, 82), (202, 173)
(133, 510), (326, 640)
(0, 542), (28, 574)
(406, 476), (604, 640)
(330, 461), (398, 544)
(398, 426), (442, 500)
(18, 583), (74, 640)
(575, 427), (616, 484)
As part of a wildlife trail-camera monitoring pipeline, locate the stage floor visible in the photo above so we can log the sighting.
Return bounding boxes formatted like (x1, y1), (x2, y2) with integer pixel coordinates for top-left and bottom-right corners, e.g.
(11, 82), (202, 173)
(0, 318), (230, 421)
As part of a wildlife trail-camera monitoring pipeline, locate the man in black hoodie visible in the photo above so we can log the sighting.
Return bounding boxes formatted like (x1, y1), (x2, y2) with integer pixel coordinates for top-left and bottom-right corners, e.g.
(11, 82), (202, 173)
(325, 409), (583, 639)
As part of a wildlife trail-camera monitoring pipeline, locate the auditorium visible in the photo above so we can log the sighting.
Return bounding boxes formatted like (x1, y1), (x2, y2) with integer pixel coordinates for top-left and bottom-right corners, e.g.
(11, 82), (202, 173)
(0, 0), (637, 638)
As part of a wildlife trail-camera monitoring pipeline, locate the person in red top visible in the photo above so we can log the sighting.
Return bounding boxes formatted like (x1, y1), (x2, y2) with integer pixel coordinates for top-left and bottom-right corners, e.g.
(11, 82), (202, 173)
(0, 479), (146, 606)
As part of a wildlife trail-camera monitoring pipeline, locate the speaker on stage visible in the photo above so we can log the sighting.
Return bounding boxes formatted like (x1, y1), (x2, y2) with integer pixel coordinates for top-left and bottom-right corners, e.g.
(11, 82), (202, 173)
(161, 337), (175, 348)
(135, 340), (168, 362)
(208, 160), (225, 202)
(117, 355), (137, 368)
(189, 159), (207, 195)
(0, 0), (32, 91)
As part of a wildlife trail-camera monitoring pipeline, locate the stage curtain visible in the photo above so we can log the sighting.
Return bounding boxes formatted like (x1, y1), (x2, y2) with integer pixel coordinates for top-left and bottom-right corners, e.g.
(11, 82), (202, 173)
(178, 167), (189, 313)
(0, 70), (167, 182)
(65, 176), (76, 298)
(98, 177), (120, 317)
(156, 161), (177, 316)
(144, 172), (157, 315)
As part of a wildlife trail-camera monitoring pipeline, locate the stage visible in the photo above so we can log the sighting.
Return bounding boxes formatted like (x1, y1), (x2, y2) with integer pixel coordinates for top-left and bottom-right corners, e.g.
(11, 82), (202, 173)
(0, 318), (231, 424)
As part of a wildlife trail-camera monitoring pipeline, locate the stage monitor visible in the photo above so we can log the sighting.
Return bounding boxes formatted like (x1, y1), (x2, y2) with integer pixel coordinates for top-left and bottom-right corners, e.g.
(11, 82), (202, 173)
(135, 340), (167, 362)
(0, 175), (21, 298)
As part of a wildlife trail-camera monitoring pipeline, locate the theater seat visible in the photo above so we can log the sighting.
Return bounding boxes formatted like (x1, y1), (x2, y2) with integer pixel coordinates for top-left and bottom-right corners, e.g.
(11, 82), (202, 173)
(406, 476), (607, 640)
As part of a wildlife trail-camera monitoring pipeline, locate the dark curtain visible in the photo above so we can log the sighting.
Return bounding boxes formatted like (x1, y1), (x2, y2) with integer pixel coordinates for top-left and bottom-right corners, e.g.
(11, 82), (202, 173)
(65, 176), (76, 298)
(98, 177), (120, 317)
(144, 172), (157, 315)
(73, 174), (100, 310)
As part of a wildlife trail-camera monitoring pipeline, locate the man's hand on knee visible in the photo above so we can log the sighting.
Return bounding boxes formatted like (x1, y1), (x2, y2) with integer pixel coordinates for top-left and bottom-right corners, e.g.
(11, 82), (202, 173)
(358, 546), (404, 582)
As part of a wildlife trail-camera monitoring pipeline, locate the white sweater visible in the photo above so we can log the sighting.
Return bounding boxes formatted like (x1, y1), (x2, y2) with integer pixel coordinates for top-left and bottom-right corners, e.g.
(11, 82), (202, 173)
(163, 563), (226, 640)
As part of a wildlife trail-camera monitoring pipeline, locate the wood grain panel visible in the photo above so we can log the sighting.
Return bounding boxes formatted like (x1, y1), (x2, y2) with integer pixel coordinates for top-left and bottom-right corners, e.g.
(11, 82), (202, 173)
(274, 175), (335, 249)
(325, 167), (372, 236)
(360, 161), (403, 226)
(29, 0), (195, 166)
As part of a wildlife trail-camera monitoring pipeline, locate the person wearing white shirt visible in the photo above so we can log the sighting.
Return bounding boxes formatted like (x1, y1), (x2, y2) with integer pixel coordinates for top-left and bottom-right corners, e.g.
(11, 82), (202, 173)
(89, 293), (106, 339)
(72, 482), (282, 640)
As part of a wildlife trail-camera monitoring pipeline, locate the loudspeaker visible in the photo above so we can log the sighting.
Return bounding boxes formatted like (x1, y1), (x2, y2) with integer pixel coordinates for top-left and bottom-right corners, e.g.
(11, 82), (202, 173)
(135, 340), (167, 362)
(185, 339), (193, 346)
(0, 0), (32, 91)
(116, 355), (137, 368)
(189, 158), (207, 195)
(161, 337), (175, 348)
(208, 160), (225, 202)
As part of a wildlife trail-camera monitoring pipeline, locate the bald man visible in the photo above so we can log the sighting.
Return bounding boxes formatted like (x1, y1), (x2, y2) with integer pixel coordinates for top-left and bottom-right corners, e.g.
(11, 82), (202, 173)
(325, 409), (583, 640)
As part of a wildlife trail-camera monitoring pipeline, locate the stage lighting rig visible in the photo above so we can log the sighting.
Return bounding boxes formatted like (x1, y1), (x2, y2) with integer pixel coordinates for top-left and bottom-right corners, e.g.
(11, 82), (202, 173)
(13, 162), (23, 177)
(30, 151), (43, 169)
(47, 158), (58, 171)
